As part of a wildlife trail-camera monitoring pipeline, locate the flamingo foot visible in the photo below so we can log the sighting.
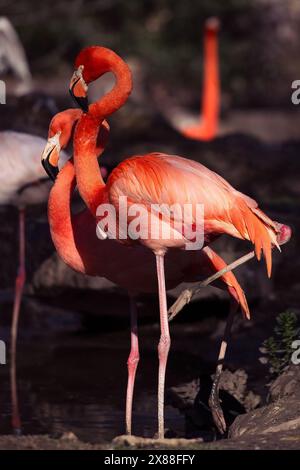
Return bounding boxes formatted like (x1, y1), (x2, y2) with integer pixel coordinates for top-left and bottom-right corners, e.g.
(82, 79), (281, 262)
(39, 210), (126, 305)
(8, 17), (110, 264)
(208, 372), (227, 434)
(13, 427), (22, 437)
(209, 387), (226, 435)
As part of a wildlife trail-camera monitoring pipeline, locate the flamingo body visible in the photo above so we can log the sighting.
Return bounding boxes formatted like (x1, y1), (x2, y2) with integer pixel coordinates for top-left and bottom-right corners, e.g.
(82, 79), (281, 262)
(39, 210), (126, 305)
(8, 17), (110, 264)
(47, 123), (248, 310)
(102, 151), (277, 277)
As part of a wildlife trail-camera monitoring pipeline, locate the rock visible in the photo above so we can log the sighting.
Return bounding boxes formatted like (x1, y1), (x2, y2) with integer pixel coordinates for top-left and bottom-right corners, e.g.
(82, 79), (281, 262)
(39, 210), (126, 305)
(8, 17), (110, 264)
(60, 432), (78, 441)
(167, 369), (260, 438)
(269, 365), (300, 402)
(219, 369), (261, 412)
(32, 253), (117, 294)
(229, 398), (300, 439)
(168, 369), (260, 414)
(112, 434), (203, 449)
(167, 379), (200, 411)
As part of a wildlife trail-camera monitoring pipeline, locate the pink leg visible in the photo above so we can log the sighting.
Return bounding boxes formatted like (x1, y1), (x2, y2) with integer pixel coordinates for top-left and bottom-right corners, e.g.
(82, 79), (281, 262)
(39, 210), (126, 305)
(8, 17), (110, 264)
(125, 295), (140, 435)
(156, 253), (170, 439)
(10, 207), (26, 433)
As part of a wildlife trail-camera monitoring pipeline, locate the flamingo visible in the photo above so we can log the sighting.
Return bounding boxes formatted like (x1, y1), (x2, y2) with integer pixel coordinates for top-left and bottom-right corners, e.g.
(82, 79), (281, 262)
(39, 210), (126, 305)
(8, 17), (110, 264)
(0, 17), (32, 95)
(172, 18), (298, 143)
(181, 17), (220, 141)
(0, 130), (70, 433)
(66, 45), (290, 438)
(42, 108), (254, 436)
(157, 17), (220, 141)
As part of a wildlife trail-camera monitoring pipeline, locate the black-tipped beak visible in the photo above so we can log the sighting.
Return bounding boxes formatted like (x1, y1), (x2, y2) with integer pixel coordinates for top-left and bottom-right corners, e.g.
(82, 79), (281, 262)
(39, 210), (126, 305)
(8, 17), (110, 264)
(41, 137), (60, 181)
(42, 155), (59, 181)
(69, 86), (89, 112)
(69, 67), (89, 112)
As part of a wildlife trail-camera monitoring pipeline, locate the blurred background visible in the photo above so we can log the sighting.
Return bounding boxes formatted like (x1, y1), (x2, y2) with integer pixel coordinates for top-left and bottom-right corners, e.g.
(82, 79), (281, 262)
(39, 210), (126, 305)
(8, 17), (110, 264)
(0, 0), (299, 447)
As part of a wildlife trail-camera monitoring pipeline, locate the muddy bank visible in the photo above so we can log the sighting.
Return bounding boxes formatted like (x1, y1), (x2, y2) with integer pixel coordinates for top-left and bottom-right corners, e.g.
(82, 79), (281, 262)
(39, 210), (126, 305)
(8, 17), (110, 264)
(0, 429), (299, 450)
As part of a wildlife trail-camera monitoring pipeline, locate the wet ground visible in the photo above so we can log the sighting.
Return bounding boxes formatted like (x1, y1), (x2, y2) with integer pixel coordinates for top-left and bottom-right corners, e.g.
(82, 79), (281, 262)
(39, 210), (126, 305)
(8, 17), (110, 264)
(0, 326), (183, 441)
(1, 311), (222, 443)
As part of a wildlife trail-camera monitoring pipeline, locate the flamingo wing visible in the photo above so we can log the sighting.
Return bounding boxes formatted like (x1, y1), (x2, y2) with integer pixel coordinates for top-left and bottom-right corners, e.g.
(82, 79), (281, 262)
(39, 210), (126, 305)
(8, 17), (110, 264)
(108, 152), (278, 276)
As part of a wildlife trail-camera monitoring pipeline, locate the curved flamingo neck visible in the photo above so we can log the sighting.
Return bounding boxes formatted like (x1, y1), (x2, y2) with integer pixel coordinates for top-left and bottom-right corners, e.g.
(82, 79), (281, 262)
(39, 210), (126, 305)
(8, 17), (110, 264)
(73, 113), (106, 216)
(201, 26), (220, 134)
(182, 26), (220, 141)
(48, 161), (85, 272)
(78, 46), (132, 120)
(73, 47), (131, 215)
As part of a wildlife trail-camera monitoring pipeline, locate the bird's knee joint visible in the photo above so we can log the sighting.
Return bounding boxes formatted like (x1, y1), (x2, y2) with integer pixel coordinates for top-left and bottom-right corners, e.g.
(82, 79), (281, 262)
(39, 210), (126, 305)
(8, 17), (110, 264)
(127, 352), (140, 368)
(16, 270), (26, 287)
(158, 334), (171, 356)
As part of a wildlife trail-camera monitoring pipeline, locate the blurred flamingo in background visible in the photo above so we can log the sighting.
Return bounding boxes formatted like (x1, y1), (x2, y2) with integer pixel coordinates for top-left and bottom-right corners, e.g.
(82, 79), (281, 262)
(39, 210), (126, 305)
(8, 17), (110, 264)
(0, 17), (32, 95)
(181, 17), (220, 141)
(67, 45), (290, 438)
(157, 18), (220, 141)
(42, 108), (251, 436)
(159, 16), (299, 143)
(0, 130), (69, 433)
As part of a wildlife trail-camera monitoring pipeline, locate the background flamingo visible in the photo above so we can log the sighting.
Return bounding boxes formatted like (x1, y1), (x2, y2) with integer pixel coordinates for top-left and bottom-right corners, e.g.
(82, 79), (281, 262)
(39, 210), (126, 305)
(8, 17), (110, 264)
(0, 17), (32, 96)
(0, 130), (70, 432)
(43, 108), (251, 436)
(68, 46), (290, 438)
(160, 16), (300, 144)
(0, 131), (69, 358)
(156, 17), (220, 141)
(181, 17), (220, 141)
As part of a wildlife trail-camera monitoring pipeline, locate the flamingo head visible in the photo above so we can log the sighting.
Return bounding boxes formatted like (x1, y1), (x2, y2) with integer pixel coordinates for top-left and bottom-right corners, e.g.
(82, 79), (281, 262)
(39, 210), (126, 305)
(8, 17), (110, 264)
(69, 46), (132, 115)
(69, 64), (89, 112)
(41, 109), (82, 180)
(69, 47), (108, 112)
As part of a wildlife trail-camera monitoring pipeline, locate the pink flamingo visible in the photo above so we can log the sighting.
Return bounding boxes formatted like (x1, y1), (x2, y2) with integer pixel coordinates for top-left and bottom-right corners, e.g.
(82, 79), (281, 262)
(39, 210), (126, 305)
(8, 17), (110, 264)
(66, 46), (289, 438)
(42, 108), (252, 436)
(181, 17), (220, 141)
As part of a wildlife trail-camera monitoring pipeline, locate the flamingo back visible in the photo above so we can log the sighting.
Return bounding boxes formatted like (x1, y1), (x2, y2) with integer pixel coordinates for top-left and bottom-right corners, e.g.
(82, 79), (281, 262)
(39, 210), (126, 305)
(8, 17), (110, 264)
(107, 152), (278, 275)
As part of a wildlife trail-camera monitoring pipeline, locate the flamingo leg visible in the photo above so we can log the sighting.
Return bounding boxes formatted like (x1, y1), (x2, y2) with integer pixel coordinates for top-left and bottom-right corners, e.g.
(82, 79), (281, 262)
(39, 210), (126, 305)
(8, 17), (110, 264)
(209, 303), (236, 434)
(125, 295), (139, 435)
(156, 253), (170, 439)
(10, 206), (26, 433)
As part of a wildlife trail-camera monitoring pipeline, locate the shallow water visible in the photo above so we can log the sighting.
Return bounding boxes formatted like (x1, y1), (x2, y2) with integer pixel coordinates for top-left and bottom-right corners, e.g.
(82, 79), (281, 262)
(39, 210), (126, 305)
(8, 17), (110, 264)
(0, 323), (207, 442)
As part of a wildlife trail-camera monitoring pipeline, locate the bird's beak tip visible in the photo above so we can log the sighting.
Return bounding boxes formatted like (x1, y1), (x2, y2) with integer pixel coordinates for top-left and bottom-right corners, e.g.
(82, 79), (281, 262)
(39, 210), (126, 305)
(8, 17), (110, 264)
(69, 88), (89, 112)
(41, 155), (59, 181)
(69, 67), (89, 112)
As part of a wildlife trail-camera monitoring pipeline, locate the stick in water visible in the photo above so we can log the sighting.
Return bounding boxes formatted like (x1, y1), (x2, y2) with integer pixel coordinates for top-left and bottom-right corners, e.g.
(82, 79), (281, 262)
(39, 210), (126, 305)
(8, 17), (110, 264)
(168, 250), (255, 321)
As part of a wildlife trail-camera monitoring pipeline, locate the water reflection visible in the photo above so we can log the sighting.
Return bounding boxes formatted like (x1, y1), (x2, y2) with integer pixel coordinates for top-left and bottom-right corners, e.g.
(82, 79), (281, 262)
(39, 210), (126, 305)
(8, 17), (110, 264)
(0, 326), (195, 441)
